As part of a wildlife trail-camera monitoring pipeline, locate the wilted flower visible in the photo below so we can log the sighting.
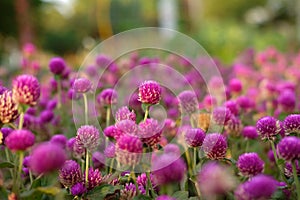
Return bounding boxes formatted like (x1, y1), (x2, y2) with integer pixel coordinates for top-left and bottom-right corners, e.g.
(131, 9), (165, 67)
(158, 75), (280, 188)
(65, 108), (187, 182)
(237, 152), (264, 177)
(202, 133), (227, 160)
(76, 125), (100, 152)
(5, 129), (35, 151)
(256, 116), (281, 140)
(138, 80), (161, 104)
(59, 160), (83, 188)
(12, 74), (40, 106)
(177, 90), (198, 115)
(277, 136), (300, 161)
(0, 90), (19, 124)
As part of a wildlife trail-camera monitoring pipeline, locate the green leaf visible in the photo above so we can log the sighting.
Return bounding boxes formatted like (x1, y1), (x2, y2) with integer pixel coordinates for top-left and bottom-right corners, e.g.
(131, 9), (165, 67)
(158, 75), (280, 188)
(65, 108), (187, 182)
(37, 186), (61, 195)
(189, 197), (200, 200)
(0, 187), (8, 199)
(86, 184), (119, 200)
(30, 177), (42, 189)
(20, 189), (43, 200)
(0, 162), (14, 168)
(133, 195), (152, 200)
(172, 191), (189, 200)
(277, 159), (285, 166)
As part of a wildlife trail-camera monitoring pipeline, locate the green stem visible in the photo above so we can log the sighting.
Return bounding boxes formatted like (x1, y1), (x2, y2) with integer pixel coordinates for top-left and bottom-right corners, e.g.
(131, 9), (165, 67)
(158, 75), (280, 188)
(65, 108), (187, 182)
(109, 158), (114, 174)
(245, 139), (249, 153)
(83, 93), (89, 125)
(292, 161), (300, 200)
(270, 141), (287, 182)
(130, 170), (139, 195)
(18, 111), (24, 130)
(85, 150), (89, 186)
(190, 115), (195, 128)
(106, 107), (111, 128)
(185, 147), (193, 176)
(193, 148), (197, 174)
(146, 171), (154, 196)
(9, 123), (18, 130)
(29, 170), (33, 185)
(57, 78), (62, 109)
(5, 148), (14, 179)
(13, 151), (24, 193)
(144, 105), (149, 122)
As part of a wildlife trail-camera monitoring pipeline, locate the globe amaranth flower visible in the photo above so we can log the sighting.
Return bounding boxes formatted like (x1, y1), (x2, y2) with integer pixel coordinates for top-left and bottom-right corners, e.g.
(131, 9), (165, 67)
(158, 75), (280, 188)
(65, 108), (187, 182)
(115, 135), (143, 166)
(283, 114), (300, 135)
(115, 106), (136, 122)
(152, 153), (186, 185)
(284, 160), (300, 177)
(104, 143), (116, 158)
(277, 136), (300, 161)
(237, 152), (264, 177)
(59, 160), (83, 188)
(97, 88), (117, 106)
(86, 168), (103, 190)
(115, 119), (138, 135)
(0, 90), (19, 124)
(177, 90), (198, 115)
(202, 133), (228, 160)
(256, 116), (281, 140)
(224, 100), (239, 116)
(225, 116), (242, 137)
(278, 90), (296, 112)
(242, 126), (258, 139)
(163, 144), (181, 156)
(50, 134), (67, 148)
(5, 129), (35, 151)
(0, 86), (7, 95)
(138, 118), (162, 147)
(212, 106), (232, 126)
(229, 78), (242, 93)
(92, 151), (105, 169)
(12, 74), (40, 106)
(184, 128), (206, 147)
(76, 125), (100, 152)
(103, 125), (124, 140)
(49, 57), (66, 75)
(71, 182), (86, 196)
(39, 110), (54, 123)
(30, 142), (67, 174)
(73, 78), (92, 93)
(234, 175), (278, 200)
(197, 162), (236, 198)
(120, 183), (137, 200)
(138, 80), (162, 104)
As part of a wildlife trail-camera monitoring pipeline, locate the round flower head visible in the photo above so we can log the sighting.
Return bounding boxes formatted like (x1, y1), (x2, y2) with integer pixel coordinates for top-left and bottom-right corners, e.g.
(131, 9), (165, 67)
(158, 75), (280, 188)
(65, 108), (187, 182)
(0, 90), (19, 124)
(277, 136), (300, 161)
(120, 183), (137, 200)
(30, 142), (67, 174)
(234, 175), (278, 200)
(184, 128), (206, 147)
(92, 151), (105, 169)
(1, 127), (13, 144)
(242, 126), (258, 139)
(39, 110), (54, 123)
(76, 125), (100, 152)
(138, 118), (162, 147)
(97, 88), (117, 106)
(49, 57), (66, 75)
(156, 195), (176, 200)
(224, 100), (239, 116)
(225, 116), (242, 137)
(59, 160), (83, 188)
(284, 114), (300, 135)
(138, 80), (162, 104)
(212, 106), (232, 125)
(73, 78), (92, 93)
(71, 182), (86, 196)
(0, 86), (7, 95)
(152, 153), (186, 185)
(12, 74), (40, 106)
(104, 143), (116, 158)
(86, 168), (103, 190)
(115, 119), (138, 135)
(115, 106), (136, 122)
(237, 152), (264, 177)
(164, 144), (181, 156)
(236, 96), (254, 111)
(103, 125), (124, 140)
(202, 133), (227, 160)
(284, 160), (300, 177)
(5, 129), (35, 151)
(50, 134), (67, 148)
(177, 90), (198, 115)
(256, 116), (281, 140)
(278, 90), (296, 112)
(197, 162), (236, 198)
(115, 135), (143, 166)
(229, 78), (242, 93)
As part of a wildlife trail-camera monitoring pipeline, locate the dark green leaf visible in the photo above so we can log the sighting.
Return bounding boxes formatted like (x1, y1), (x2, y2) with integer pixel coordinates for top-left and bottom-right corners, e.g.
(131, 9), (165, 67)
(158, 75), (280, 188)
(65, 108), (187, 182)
(20, 189), (43, 200)
(277, 159), (285, 166)
(86, 184), (119, 200)
(133, 195), (152, 200)
(0, 187), (8, 199)
(31, 177), (42, 189)
(0, 162), (14, 168)
(172, 191), (189, 200)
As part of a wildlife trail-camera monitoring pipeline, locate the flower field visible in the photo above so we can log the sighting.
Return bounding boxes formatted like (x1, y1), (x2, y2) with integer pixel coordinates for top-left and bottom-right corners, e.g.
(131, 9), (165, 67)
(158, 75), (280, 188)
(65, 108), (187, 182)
(1, 44), (300, 200)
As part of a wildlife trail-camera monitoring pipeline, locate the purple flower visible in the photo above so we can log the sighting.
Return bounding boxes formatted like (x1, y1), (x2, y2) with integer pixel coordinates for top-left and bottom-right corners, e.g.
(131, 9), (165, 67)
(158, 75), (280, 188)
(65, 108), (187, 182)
(278, 90), (296, 112)
(234, 175), (278, 200)
(71, 182), (86, 196)
(115, 119), (138, 135)
(104, 143), (116, 158)
(67, 137), (76, 151)
(103, 125), (124, 140)
(177, 90), (198, 115)
(152, 153), (186, 185)
(76, 125), (100, 152)
(197, 162), (236, 197)
(86, 168), (103, 190)
(242, 126), (258, 139)
(236, 96), (255, 111)
(138, 118), (162, 147)
(97, 88), (117, 106)
(115, 106), (136, 122)
(284, 160), (300, 177)
(59, 160), (83, 188)
(164, 144), (181, 156)
(202, 133), (228, 160)
(5, 129), (35, 151)
(156, 195), (176, 200)
(184, 128), (206, 147)
(0, 90), (19, 124)
(212, 106), (232, 125)
(46, 99), (57, 110)
(49, 57), (66, 75)
(225, 116), (242, 137)
(12, 74), (40, 106)
(0, 127), (13, 143)
(138, 80), (162, 104)
(39, 110), (54, 123)
(92, 151), (105, 169)
(0, 86), (7, 95)
(256, 116), (281, 140)
(50, 134), (67, 148)
(224, 100), (239, 116)
(73, 78), (92, 93)
(116, 135), (143, 166)
(277, 136), (300, 161)
(120, 183), (137, 200)
(30, 142), (67, 174)
(284, 114), (300, 135)
(237, 152), (264, 177)
(229, 78), (242, 93)
(23, 156), (30, 168)
(268, 149), (276, 163)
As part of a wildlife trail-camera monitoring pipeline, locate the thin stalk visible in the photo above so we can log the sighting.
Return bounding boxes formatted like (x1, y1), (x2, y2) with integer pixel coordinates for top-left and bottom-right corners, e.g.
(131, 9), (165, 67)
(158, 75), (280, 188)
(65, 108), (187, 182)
(146, 171), (154, 196)
(29, 170), (33, 185)
(270, 141), (287, 182)
(85, 150), (89, 186)
(57, 78), (62, 109)
(9, 123), (17, 130)
(109, 158), (114, 174)
(106, 107), (111, 128)
(190, 115), (195, 128)
(292, 161), (300, 200)
(193, 148), (197, 174)
(130, 170), (139, 195)
(13, 151), (24, 193)
(185, 147), (193, 176)
(245, 139), (249, 153)
(144, 105), (149, 122)
(83, 93), (89, 125)
(18, 111), (24, 130)
(5, 148), (14, 179)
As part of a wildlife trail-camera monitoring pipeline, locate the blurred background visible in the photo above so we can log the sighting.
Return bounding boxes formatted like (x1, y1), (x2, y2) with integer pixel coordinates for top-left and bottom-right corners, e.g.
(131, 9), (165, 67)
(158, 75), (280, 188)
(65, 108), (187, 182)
(0, 0), (300, 66)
